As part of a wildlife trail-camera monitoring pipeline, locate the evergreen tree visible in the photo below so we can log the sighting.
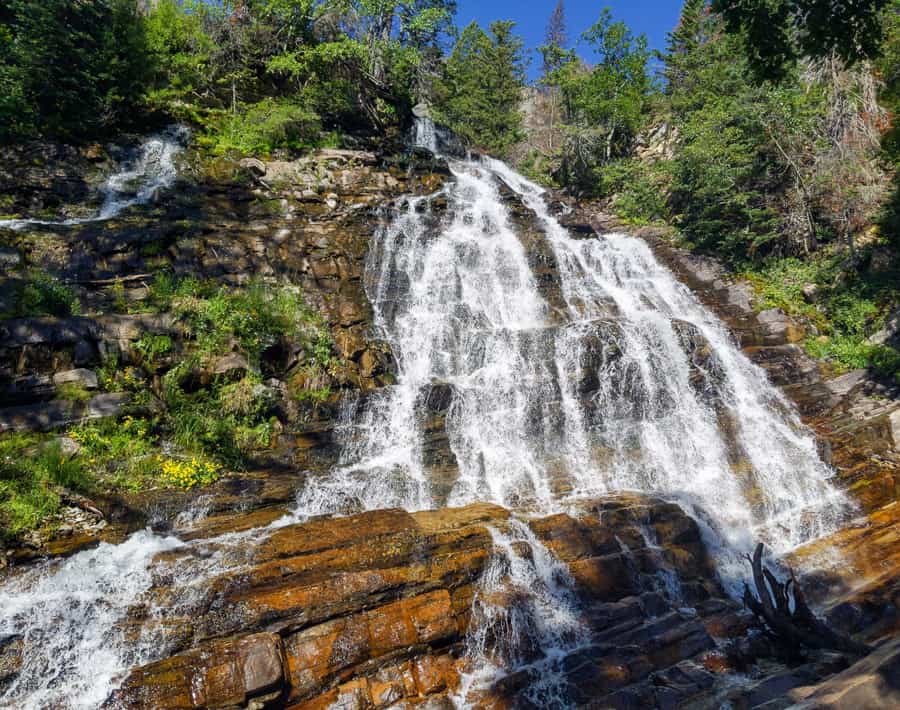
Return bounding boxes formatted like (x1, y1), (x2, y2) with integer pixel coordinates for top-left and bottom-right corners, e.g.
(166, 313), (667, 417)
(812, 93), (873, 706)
(665, 0), (708, 90)
(541, 1), (567, 79)
(713, 0), (890, 81)
(437, 20), (526, 155)
(0, 0), (149, 141)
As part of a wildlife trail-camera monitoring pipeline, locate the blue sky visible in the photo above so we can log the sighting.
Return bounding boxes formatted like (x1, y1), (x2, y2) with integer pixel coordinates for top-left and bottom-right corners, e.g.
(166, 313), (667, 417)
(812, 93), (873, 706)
(454, 1), (684, 79)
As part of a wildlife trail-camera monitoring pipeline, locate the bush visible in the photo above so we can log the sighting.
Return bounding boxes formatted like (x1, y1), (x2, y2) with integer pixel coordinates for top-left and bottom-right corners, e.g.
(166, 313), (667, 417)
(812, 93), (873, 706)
(134, 332), (174, 368)
(203, 99), (321, 157)
(15, 273), (80, 317)
(598, 158), (669, 224)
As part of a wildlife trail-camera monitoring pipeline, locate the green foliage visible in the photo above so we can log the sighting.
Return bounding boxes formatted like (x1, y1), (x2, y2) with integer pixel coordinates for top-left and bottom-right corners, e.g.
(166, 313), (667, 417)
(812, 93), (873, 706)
(540, 9), (652, 191)
(0, 0), (150, 141)
(169, 281), (326, 365)
(598, 158), (669, 225)
(662, 11), (836, 260)
(435, 20), (527, 156)
(713, 0), (889, 82)
(69, 416), (160, 491)
(143, 0), (458, 152)
(0, 435), (89, 540)
(203, 98), (321, 156)
(162, 364), (276, 467)
(134, 333), (175, 369)
(14, 273), (81, 318)
(741, 253), (900, 379)
(55, 383), (92, 404)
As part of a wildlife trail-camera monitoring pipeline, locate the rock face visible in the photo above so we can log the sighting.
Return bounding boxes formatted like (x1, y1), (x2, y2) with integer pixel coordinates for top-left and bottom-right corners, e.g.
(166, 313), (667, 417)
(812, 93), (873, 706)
(789, 636), (900, 709)
(106, 494), (756, 709)
(0, 149), (450, 556)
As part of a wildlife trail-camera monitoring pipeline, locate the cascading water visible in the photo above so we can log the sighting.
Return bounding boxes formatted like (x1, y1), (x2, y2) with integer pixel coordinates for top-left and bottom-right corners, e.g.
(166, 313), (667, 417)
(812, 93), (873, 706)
(298, 120), (846, 558)
(0, 118), (851, 708)
(453, 520), (588, 709)
(0, 125), (189, 232)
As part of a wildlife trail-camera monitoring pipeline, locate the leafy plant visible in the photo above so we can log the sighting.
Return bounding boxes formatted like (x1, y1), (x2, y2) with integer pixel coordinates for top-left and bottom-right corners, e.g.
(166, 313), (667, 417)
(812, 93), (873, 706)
(15, 273), (80, 317)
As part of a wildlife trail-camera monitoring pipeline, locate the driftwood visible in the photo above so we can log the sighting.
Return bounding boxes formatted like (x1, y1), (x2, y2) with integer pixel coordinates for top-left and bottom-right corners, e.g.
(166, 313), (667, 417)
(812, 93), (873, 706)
(742, 542), (871, 656)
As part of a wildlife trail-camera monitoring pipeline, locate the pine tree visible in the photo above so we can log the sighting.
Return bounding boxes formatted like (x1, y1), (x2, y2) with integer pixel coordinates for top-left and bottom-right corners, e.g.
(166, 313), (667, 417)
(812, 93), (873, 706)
(541, 1), (567, 79)
(665, 0), (708, 91)
(437, 19), (526, 155)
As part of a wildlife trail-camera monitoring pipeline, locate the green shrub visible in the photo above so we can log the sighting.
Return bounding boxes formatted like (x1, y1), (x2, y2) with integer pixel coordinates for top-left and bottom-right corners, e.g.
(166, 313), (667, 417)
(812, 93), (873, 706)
(870, 344), (900, 382)
(134, 332), (174, 367)
(743, 252), (899, 376)
(172, 281), (330, 365)
(204, 99), (321, 157)
(161, 366), (276, 468)
(598, 158), (670, 225)
(15, 273), (80, 317)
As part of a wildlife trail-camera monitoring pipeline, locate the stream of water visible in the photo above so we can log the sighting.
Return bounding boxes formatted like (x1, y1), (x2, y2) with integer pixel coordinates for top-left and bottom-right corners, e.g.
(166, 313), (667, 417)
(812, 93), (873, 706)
(0, 121), (850, 708)
(0, 125), (188, 232)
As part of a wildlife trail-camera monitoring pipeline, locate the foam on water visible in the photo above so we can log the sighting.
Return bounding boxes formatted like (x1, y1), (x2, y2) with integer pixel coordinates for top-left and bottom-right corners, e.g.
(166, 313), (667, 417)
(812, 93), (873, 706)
(453, 520), (588, 708)
(298, 124), (847, 559)
(0, 119), (851, 707)
(0, 531), (183, 709)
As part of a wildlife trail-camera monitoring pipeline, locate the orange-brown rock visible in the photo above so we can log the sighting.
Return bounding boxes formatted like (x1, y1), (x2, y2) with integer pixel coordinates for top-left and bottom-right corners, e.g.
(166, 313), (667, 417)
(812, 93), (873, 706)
(109, 495), (751, 709)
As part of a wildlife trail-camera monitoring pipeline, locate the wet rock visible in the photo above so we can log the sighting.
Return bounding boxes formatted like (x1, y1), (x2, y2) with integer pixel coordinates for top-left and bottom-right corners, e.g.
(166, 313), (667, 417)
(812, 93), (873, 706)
(789, 637), (900, 709)
(111, 495), (741, 709)
(107, 632), (285, 709)
(0, 635), (23, 685)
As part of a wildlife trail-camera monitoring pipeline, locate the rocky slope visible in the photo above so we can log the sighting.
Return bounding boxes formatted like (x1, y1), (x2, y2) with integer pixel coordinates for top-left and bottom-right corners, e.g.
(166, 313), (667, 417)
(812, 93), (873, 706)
(1, 140), (899, 709)
(0, 144), (449, 561)
(103, 495), (770, 709)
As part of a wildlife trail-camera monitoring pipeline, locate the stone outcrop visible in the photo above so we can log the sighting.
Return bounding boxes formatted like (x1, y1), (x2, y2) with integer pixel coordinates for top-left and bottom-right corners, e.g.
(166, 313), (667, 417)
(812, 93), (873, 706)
(788, 636), (900, 709)
(105, 494), (766, 710)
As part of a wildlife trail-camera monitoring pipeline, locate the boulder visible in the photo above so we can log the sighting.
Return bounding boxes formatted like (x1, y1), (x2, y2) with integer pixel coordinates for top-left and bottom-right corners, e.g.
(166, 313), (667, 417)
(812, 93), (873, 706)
(52, 368), (99, 390)
(106, 632), (285, 709)
(867, 308), (900, 346)
(87, 392), (129, 418)
(790, 637), (900, 709)
(212, 353), (252, 381)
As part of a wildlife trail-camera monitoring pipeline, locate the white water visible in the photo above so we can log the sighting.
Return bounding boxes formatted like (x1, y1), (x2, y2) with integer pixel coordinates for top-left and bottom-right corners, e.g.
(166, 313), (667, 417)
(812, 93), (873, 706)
(0, 120), (850, 708)
(0, 125), (188, 232)
(454, 521), (588, 708)
(0, 532), (183, 709)
(298, 123), (846, 556)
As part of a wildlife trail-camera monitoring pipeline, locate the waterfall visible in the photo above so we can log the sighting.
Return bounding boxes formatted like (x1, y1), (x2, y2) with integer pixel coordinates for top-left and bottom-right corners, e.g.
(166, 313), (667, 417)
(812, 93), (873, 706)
(297, 136), (847, 558)
(453, 520), (588, 708)
(0, 125), (189, 232)
(0, 124), (851, 708)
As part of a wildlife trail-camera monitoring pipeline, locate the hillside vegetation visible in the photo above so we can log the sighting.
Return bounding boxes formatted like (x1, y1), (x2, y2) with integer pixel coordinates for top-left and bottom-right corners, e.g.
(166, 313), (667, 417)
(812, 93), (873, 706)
(2, 0), (899, 388)
(1, 0), (899, 539)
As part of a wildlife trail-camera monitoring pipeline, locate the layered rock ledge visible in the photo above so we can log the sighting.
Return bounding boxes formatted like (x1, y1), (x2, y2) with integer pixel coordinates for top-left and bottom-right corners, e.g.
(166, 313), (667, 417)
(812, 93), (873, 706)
(102, 494), (758, 709)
